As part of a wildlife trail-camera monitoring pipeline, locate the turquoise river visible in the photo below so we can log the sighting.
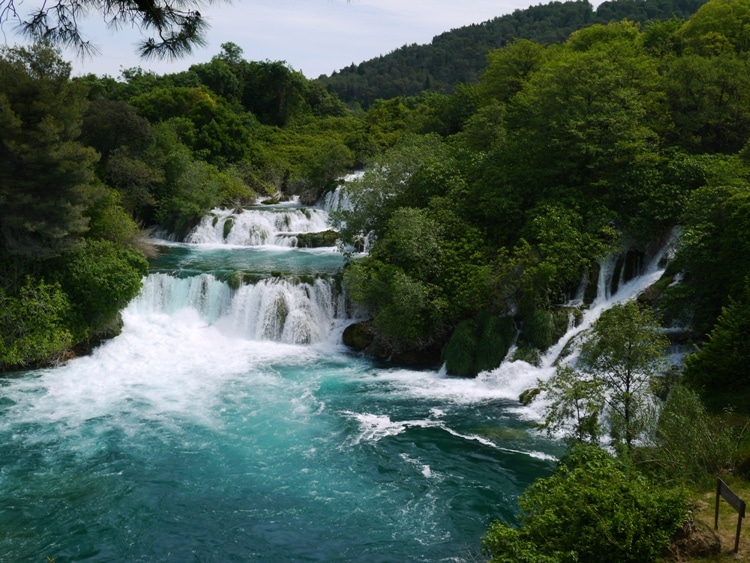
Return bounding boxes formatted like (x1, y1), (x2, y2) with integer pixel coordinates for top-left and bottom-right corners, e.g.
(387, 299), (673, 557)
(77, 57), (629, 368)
(0, 198), (666, 561)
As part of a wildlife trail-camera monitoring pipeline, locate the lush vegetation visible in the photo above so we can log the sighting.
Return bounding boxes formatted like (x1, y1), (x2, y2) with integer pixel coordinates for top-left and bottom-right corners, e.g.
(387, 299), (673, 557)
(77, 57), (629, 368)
(332, 0), (750, 381)
(317, 0), (708, 108)
(482, 446), (691, 562)
(4, 0), (750, 558)
(0, 40), (360, 370)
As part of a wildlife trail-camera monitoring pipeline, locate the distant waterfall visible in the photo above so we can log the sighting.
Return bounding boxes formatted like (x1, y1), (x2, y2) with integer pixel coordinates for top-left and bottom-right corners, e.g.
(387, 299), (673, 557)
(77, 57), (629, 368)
(317, 171), (363, 213)
(130, 273), (347, 345)
(186, 207), (332, 247)
(317, 186), (353, 213)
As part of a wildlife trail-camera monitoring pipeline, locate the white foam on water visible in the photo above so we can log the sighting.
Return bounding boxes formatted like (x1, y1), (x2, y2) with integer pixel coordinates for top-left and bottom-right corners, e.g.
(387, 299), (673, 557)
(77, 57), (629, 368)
(186, 207), (333, 247)
(0, 305), (330, 441)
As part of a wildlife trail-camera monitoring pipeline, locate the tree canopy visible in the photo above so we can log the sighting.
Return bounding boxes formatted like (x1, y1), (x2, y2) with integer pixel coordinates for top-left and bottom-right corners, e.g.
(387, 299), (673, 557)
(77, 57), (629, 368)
(0, 0), (213, 59)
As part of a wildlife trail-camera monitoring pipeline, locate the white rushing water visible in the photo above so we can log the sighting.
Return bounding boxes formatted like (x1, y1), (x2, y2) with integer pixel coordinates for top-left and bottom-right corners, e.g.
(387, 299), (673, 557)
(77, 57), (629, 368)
(186, 206), (332, 247)
(132, 272), (348, 345)
(478, 237), (677, 423)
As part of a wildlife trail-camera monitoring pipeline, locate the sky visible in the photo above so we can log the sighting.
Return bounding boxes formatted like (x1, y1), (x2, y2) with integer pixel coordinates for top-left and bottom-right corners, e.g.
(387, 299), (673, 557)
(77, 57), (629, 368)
(3, 0), (574, 79)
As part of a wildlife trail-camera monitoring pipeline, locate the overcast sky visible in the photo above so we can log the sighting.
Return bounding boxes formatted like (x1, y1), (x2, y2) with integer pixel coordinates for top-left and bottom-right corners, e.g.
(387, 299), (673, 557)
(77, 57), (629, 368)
(4, 0), (602, 79)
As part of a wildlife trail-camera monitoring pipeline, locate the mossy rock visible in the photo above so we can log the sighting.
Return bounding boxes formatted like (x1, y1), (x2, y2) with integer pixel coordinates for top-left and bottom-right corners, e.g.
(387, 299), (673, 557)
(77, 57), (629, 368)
(443, 320), (477, 377)
(296, 230), (339, 248)
(442, 313), (515, 377)
(519, 387), (541, 406)
(622, 248), (645, 284)
(521, 309), (555, 351)
(510, 345), (542, 367)
(223, 217), (235, 239)
(342, 321), (375, 351)
(584, 262), (600, 305)
(227, 271), (244, 290)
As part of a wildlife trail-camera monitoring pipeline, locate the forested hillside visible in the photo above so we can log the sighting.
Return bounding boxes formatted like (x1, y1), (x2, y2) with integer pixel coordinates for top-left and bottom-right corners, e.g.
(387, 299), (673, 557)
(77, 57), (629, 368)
(317, 0), (707, 108)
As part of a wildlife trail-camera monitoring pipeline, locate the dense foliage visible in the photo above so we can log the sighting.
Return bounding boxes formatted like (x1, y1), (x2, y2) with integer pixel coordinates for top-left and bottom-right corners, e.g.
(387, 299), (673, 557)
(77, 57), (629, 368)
(318, 0), (708, 108)
(482, 446), (691, 562)
(329, 0), (750, 377)
(0, 43), (149, 370)
(2, 0), (748, 391)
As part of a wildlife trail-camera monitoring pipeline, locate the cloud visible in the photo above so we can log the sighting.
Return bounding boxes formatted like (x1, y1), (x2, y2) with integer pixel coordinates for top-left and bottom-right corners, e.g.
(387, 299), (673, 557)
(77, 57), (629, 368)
(7, 0), (582, 79)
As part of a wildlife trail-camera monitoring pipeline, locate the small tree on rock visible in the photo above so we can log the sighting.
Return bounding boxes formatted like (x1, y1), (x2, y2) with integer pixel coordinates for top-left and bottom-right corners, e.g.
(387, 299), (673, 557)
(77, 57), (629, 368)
(541, 301), (669, 453)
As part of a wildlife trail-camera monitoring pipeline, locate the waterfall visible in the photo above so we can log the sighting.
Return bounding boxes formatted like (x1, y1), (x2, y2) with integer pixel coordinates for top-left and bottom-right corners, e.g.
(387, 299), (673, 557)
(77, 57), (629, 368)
(186, 207), (332, 247)
(317, 171), (364, 213)
(317, 185), (353, 213)
(129, 273), (347, 345)
(477, 234), (678, 415)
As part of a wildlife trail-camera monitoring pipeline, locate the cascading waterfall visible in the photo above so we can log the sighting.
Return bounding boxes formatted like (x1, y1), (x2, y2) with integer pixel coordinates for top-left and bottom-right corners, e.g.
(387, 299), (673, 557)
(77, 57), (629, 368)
(317, 185), (353, 213)
(186, 206), (332, 247)
(131, 272), (346, 345)
(316, 171), (362, 213)
(477, 233), (677, 420)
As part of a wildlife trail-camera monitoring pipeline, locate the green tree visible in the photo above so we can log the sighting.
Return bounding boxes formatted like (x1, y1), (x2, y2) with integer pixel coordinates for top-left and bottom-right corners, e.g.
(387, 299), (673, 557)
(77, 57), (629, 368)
(504, 22), (667, 216)
(0, 43), (104, 259)
(331, 133), (455, 245)
(0, 277), (73, 370)
(540, 365), (603, 444)
(80, 98), (155, 165)
(643, 384), (740, 483)
(343, 259), (441, 353)
(495, 206), (617, 314)
(1, 0), (211, 59)
(684, 280), (750, 391)
(51, 239), (147, 338)
(482, 445), (690, 563)
(666, 52), (750, 153)
(665, 157), (750, 335)
(541, 302), (668, 452)
(676, 0), (750, 55)
(130, 86), (253, 163)
(479, 39), (547, 105)
(240, 60), (311, 126)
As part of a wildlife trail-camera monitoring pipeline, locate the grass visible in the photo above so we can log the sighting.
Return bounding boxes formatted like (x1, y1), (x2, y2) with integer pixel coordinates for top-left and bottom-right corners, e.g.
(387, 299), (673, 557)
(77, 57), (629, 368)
(688, 476), (750, 561)
(676, 386), (750, 560)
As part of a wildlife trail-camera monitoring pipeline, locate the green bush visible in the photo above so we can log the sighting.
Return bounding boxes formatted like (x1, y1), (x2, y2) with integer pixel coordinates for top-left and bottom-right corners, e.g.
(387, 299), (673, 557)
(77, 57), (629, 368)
(482, 445), (690, 563)
(443, 320), (477, 376)
(0, 278), (74, 370)
(643, 384), (740, 484)
(52, 240), (148, 338)
(684, 280), (750, 391)
(443, 313), (515, 377)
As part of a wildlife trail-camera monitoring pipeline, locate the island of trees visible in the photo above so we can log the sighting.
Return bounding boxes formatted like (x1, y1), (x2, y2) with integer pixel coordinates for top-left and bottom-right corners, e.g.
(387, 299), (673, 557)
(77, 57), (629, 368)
(3, 0), (750, 559)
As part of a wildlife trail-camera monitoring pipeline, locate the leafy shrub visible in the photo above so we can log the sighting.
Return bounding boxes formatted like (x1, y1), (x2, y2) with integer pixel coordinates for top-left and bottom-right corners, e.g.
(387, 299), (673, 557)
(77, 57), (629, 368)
(482, 445), (690, 563)
(52, 240), (148, 337)
(684, 281), (750, 391)
(443, 320), (477, 376)
(643, 384), (740, 483)
(0, 278), (73, 370)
